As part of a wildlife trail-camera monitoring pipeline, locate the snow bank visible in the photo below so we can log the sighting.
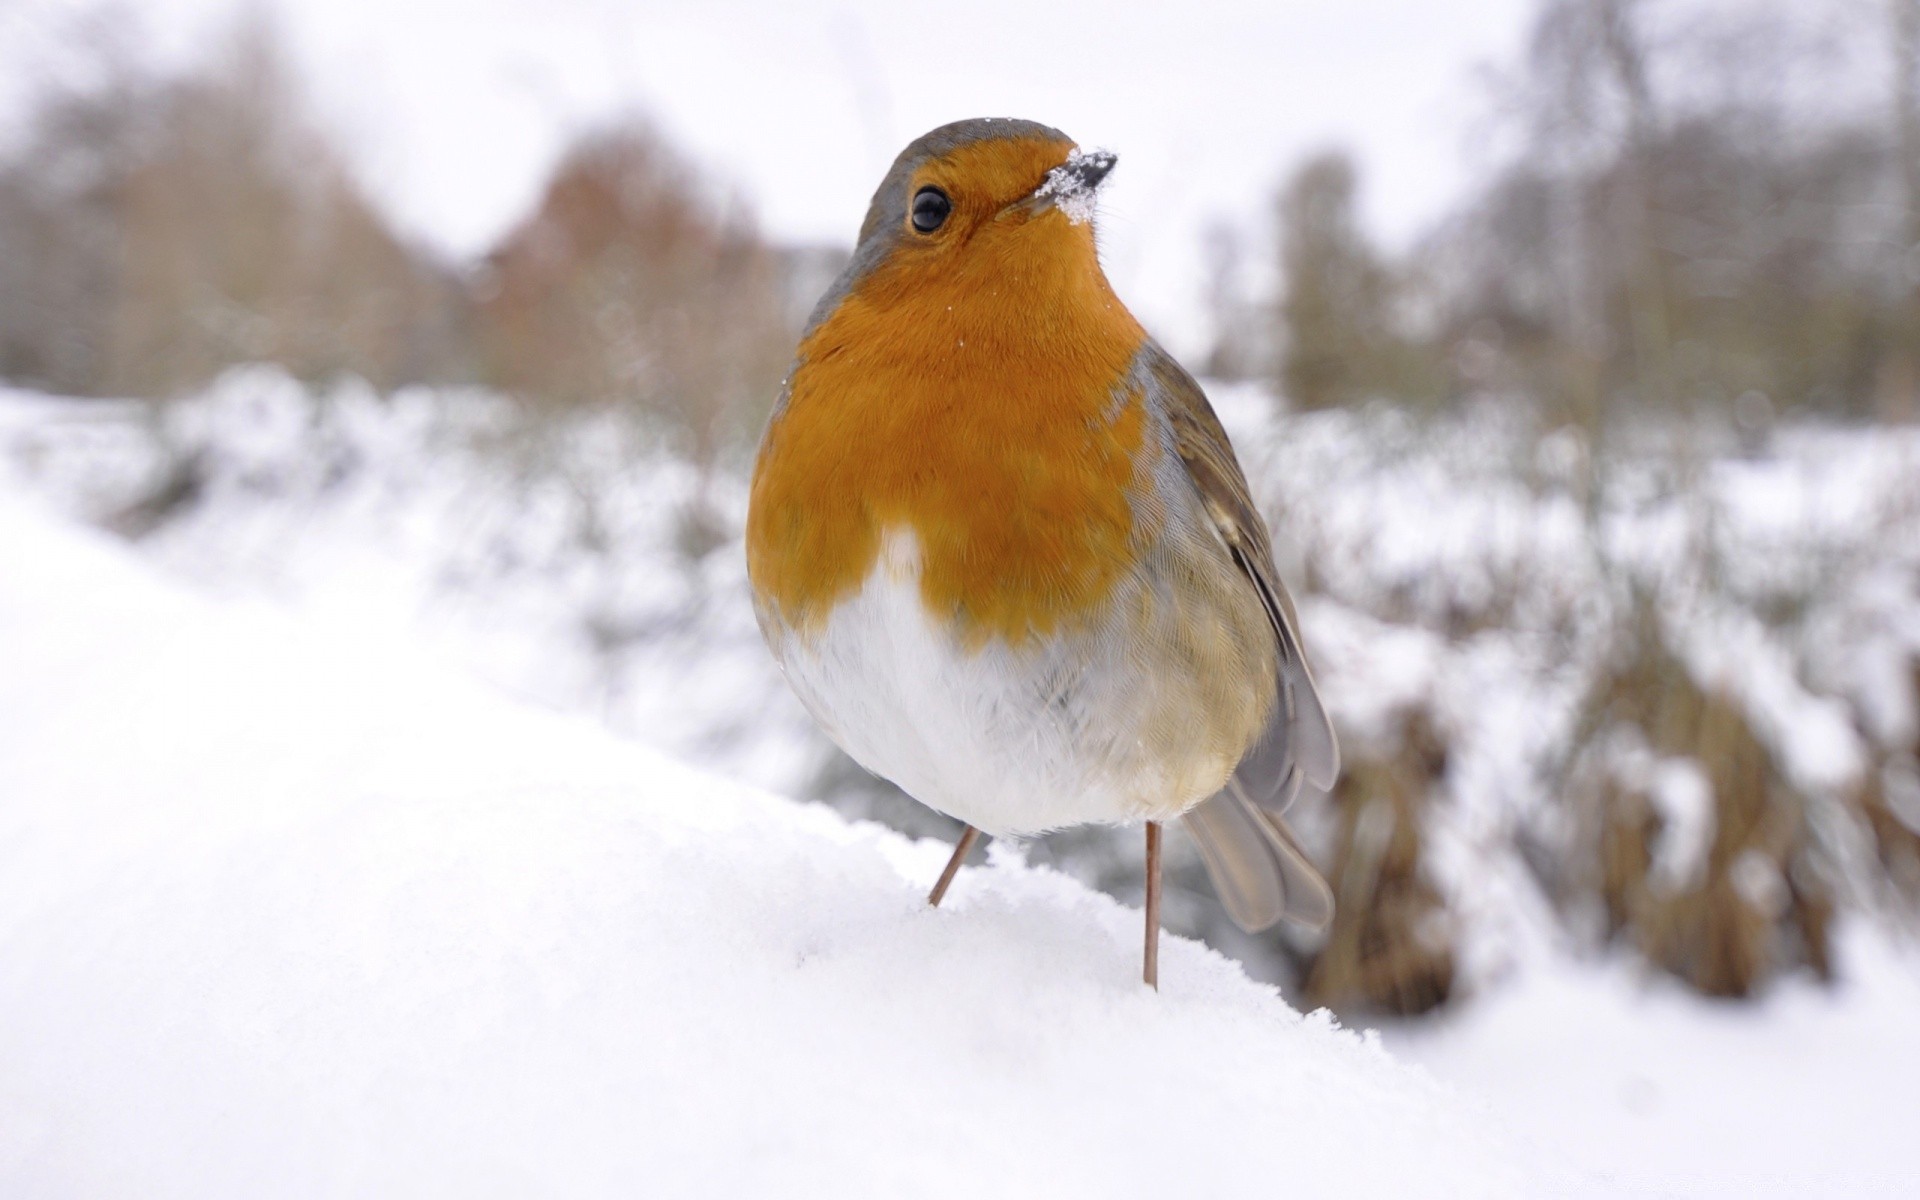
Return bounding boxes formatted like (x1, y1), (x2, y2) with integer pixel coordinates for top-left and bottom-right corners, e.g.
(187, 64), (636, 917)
(0, 499), (1564, 1198)
(1389, 927), (1920, 1199)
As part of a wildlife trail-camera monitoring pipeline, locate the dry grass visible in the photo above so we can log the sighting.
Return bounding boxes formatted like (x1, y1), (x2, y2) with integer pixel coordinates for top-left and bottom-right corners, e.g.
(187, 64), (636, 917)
(1860, 762), (1920, 901)
(1564, 600), (1835, 996)
(1302, 710), (1456, 1015)
(1858, 661), (1920, 901)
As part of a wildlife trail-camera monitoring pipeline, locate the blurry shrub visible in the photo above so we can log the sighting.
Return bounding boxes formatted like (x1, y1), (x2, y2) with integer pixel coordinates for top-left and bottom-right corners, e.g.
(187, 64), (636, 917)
(1302, 709), (1457, 1015)
(475, 124), (794, 466)
(0, 53), (140, 393)
(1250, 401), (1920, 1009)
(0, 17), (802, 455)
(1558, 598), (1836, 995)
(0, 20), (467, 398)
(1861, 758), (1920, 902)
(1857, 656), (1920, 903)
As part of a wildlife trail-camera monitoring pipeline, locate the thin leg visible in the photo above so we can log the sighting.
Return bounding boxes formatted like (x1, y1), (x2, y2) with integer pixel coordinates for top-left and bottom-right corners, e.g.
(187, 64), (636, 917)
(927, 825), (982, 907)
(1144, 821), (1163, 990)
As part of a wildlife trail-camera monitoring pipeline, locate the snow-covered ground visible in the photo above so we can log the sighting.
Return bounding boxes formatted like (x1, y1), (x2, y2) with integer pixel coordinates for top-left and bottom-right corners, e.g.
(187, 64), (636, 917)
(5, 378), (1920, 1196)
(1389, 934), (1920, 1197)
(0, 495), (1565, 1198)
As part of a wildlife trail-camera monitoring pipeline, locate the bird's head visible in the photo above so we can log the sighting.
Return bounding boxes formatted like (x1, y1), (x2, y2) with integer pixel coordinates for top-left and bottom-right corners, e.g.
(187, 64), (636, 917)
(810, 119), (1118, 329)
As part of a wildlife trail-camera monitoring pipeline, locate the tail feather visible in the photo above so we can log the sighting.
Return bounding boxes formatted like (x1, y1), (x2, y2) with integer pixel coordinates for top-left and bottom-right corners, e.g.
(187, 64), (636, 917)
(1183, 782), (1333, 933)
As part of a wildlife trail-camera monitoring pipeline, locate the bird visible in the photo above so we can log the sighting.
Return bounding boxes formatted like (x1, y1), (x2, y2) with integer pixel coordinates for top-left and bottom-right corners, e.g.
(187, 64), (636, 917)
(745, 118), (1338, 987)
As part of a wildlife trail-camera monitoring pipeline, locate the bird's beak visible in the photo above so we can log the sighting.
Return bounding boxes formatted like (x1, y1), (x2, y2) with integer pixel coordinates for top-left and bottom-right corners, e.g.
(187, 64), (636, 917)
(1017, 148), (1117, 223)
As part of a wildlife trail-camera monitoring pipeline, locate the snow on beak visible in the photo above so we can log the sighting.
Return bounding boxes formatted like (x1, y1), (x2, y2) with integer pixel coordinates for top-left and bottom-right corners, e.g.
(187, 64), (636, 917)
(1022, 148), (1116, 224)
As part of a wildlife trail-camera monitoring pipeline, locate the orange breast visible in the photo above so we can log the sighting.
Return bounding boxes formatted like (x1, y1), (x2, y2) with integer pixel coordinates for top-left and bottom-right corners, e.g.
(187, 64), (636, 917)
(747, 212), (1152, 649)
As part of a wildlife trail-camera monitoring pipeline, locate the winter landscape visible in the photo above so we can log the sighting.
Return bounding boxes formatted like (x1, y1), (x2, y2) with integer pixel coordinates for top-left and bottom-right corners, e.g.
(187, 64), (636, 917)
(5, 0), (1920, 1196)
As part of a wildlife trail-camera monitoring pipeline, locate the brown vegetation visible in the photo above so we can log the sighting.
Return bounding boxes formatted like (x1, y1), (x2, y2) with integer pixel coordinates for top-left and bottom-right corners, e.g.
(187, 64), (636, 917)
(0, 23), (466, 398)
(1302, 709), (1456, 1015)
(1559, 600), (1835, 996)
(1858, 656), (1920, 903)
(0, 17), (801, 460)
(475, 126), (791, 464)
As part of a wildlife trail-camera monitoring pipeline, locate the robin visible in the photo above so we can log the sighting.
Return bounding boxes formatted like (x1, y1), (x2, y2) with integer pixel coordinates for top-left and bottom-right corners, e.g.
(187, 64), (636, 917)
(746, 118), (1338, 987)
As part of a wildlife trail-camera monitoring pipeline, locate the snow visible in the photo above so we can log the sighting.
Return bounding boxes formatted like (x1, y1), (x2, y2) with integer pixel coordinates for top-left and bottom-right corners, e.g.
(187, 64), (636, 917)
(1035, 147), (1114, 226)
(1387, 928), (1920, 1199)
(1647, 754), (1714, 893)
(0, 496), (1564, 1198)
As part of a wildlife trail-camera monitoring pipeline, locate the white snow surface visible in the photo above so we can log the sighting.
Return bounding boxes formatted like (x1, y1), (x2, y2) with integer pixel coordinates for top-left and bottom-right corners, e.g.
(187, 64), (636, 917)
(0, 497), (1563, 1198)
(1390, 930), (1920, 1199)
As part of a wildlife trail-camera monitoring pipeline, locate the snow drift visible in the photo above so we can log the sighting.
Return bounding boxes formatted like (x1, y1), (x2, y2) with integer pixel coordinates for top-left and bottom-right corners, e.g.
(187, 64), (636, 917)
(0, 499), (1566, 1197)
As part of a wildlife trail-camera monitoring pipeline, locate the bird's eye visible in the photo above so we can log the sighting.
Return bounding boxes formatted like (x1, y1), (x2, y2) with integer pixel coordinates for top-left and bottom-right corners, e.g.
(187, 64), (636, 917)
(910, 186), (951, 233)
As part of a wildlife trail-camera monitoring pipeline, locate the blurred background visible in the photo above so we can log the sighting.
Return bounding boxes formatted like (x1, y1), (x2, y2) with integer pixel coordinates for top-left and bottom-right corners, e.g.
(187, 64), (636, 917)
(2, 0), (1918, 1176)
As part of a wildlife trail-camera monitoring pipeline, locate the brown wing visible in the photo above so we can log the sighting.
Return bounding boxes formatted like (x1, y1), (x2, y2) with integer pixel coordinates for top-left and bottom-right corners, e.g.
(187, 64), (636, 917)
(1139, 342), (1339, 931)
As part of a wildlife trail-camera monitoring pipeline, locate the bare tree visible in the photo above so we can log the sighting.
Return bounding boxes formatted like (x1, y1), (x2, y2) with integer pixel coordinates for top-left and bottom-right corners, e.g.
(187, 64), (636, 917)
(1275, 152), (1394, 411)
(1418, 0), (1906, 423)
(1899, 0), (1920, 247)
(0, 26), (151, 393)
(1887, 0), (1920, 419)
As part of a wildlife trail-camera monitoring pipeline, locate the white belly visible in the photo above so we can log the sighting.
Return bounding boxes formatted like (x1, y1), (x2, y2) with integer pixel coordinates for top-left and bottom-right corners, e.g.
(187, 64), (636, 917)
(760, 532), (1246, 837)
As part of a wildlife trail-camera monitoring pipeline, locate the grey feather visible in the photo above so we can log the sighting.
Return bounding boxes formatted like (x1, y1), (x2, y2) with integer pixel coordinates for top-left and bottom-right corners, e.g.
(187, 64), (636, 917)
(1182, 785), (1335, 933)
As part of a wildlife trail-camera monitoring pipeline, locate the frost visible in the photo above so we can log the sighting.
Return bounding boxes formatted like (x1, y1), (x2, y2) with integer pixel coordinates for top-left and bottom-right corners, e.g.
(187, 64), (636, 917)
(1034, 147), (1115, 226)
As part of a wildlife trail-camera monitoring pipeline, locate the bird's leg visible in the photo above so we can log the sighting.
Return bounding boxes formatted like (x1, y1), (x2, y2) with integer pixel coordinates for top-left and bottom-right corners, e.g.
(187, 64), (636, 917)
(1144, 821), (1163, 990)
(927, 825), (982, 907)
